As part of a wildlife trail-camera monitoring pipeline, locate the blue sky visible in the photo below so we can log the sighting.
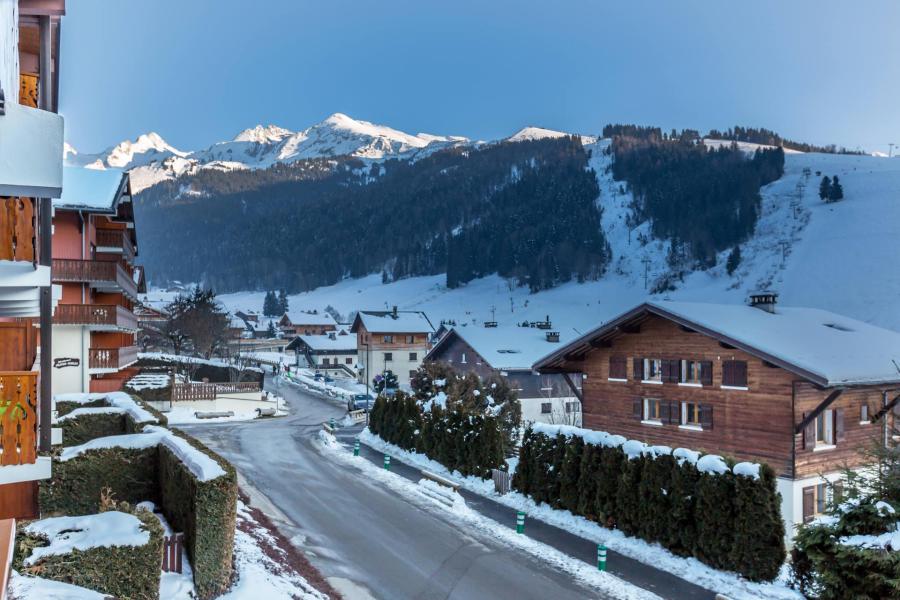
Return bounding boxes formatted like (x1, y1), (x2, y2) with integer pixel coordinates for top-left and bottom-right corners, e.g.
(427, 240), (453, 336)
(60, 0), (900, 153)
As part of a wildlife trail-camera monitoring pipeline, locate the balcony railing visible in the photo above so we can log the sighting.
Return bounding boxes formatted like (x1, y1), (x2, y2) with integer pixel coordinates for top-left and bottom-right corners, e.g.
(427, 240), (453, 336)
(0, 371), (38, 466)
(53, 304), (138, 330)
(88, 346), (139, 371)
(95, 229), (135, 263)
(0, 198), (36, 262)
(52, 259), (138, 299)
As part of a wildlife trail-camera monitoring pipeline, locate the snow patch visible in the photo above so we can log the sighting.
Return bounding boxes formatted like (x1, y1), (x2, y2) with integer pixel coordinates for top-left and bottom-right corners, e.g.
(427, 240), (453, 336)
(23, 511), (150, 565)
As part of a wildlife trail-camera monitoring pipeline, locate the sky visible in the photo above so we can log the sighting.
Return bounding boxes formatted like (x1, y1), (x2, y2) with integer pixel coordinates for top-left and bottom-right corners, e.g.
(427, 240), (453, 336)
(60, 0), (900, 154)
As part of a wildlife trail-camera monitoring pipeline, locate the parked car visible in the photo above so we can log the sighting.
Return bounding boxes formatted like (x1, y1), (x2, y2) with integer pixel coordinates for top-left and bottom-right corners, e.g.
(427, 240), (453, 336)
(348, 394), (375, 411)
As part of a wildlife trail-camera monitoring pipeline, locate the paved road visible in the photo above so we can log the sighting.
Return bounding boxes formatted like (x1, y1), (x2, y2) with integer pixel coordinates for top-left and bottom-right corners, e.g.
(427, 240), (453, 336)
(182, 375), (605, 600)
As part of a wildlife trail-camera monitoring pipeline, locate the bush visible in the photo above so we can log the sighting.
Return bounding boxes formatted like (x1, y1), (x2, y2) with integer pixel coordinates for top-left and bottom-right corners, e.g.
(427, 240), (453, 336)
(58, 412), (128, 447)
(56, 398), (107, 417)
(512, 427), (785, 581)
(15, 504), (164, 600)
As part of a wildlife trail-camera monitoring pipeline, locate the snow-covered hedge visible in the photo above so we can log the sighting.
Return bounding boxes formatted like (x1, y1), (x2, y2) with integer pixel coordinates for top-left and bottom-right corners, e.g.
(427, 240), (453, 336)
(14, 506), (164, 600)
(513, 424), (785, 581)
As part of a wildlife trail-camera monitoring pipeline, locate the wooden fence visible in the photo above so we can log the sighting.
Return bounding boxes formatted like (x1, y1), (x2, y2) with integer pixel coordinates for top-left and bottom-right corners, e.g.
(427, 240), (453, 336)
(491, 468), (511, 495)
(162, 533), (183, 573)
(171, 381), (261, 402)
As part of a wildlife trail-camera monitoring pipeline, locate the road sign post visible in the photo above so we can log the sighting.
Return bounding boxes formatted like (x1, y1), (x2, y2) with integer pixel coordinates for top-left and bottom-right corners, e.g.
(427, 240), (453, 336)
(384, 455), (391, 470)
(598, 544), (607, 571)
(516, 511), (525, 534)
(354, 439), (360, 456)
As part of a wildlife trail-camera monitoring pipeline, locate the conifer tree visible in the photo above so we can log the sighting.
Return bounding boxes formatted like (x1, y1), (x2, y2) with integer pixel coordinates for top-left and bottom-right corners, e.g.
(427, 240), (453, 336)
(615, 456), (644, 535)
(278, 289), (289, 314)
(828, 175), (844, 202)
(558, 436), (584, 512)
(731, 464), (785, 581)
(694, 470), (736, 571)
(819, 175), (832, 200)
(666, 460), (700, 556)
(576, 444), (601, 518)
(726, 245), (741, 276)
(595, 446), (624, 522)
(637, 452), (675, 543)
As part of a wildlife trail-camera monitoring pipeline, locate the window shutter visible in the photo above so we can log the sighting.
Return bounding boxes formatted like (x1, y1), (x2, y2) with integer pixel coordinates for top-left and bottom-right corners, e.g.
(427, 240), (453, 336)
(835, 409), (845, 442)
(699, 404), (713, 429)
(659, 401), (670, 424)
(802, 487), (815, 523)
(735, 361), (748, 387)
(803, 412), (816, 450)
(700, 361), (713, 386)
(661, 360), (671, 383)
(633, 358), (644, 380)
(665, 360), (680, 383)
(722, 361), (733, 387)
(609, 355), (626, 379)
(670, 401), (680, 425)
(633, 398), (643, 420)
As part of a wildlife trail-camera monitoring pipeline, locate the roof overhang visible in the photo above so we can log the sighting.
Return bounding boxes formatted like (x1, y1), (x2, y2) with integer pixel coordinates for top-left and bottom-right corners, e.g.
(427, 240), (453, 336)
(0, 103), (64, 198)
(533, 302), (839, 388)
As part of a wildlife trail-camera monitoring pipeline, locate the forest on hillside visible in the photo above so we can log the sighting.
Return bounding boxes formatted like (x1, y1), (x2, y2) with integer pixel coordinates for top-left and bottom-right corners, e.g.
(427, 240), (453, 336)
(136, 137), (610, 293)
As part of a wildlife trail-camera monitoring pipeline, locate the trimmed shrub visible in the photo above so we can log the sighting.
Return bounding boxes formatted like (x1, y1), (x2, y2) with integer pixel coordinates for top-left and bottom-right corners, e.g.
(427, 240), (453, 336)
(135, 357), (264, 385)
(512, 427), (785, 581)
(159, 430), (237, 600)
(58, 412), (128, 447)
(14, 504), (164, 600)
(56, 398), (107, 417)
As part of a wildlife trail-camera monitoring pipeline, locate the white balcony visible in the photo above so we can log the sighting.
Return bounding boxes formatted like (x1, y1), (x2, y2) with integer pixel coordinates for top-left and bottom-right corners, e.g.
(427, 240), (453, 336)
(0, 102), (64, 198)
(0, 261), (59, 317)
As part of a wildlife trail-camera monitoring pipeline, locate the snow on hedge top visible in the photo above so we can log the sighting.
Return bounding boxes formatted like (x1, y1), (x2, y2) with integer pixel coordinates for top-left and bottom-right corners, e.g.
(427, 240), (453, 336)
(55, 407), (127, 422)
(9, 571), (108, 600)
(60, 426), (227, 482)
(139, 352), (264, 373)
(646, 300), (900, 386)
(530, 423), (758, 477)
(54, 391), (157, 424)
(840, 523), (900, 552)
(23, 511), (150, 565)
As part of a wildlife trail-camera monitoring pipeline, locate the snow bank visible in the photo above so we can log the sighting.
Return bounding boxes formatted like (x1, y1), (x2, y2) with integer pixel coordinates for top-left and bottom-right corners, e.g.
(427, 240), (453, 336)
(125, 373), (170, 390)
(23, 511), (150, 565)
(9, 570), (107, 600)
(54, 391), (157, 425)
(531, 422), (759, 478)
(55, 406), (127, 422)
(139, 352), (263, 373)
(59, 426), (226, 482)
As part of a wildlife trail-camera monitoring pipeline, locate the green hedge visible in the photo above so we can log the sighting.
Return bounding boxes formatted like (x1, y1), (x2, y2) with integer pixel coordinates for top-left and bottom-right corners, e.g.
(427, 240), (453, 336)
(125, 384), (172, 405)
(56, 398), (107, 417)
(14, 504), (164, 600)
(369, 391), (506, 477)
(159, 430), (237, 600)
(512, 427), (785, 581)
(58, 412), (128, 447)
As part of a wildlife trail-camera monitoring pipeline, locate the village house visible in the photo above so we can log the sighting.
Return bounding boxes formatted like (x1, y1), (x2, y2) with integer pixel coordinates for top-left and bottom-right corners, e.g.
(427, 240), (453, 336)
(0, 0), (66, 518)
(286, 330), (357, 374)
(50, 166), (141, 395)
(533, 294), (900, 539)
(278, 309), (337, 337)
(351, 307), (435, 388)
(424, 323), (582, 425)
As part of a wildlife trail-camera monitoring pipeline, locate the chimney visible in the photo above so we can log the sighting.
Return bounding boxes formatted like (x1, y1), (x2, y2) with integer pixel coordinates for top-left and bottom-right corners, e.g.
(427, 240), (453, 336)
(328, 332), (336, 340)
(546, 331), (560, 343)
(392, 305), (398, 318)
(749, 291), (778, 314)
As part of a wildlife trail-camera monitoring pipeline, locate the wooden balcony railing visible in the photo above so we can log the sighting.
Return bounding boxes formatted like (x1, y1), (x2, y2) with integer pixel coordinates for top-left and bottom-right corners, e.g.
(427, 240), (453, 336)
(0, 372), (38, 466)
(53, 304), (138, 330)
(88, 346), (139, 371)
(52, 259), (138, 299)
(0, 198), (36, 262)
(95, 229), (135, 263)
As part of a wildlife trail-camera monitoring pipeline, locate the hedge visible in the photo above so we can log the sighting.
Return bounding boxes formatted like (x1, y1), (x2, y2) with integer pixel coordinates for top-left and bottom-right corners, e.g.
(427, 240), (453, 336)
(14, 504), (164, 600)
(40, 427), (237, 599)
(58, 412), (128, 447)
(512, 426), (785, 581)
(135, 357), (264, 385)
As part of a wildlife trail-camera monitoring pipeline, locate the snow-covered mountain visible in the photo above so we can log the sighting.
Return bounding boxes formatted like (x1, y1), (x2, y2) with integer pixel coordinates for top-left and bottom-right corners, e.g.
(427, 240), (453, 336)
(507, 126), (597, 146)
(66, 113), (474, 193)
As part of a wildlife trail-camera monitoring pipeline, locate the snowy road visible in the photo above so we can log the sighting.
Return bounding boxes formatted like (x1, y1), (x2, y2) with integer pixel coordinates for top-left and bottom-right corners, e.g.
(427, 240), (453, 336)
(182, 376), (606, 600)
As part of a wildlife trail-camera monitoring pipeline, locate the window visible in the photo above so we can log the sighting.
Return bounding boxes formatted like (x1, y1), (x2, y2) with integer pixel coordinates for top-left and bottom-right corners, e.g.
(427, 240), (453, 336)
(406, 335), (415, 344)
(803, 483), (832, 523)
(816, 410), (834, 446)
(345, 357), (353, 365)
(322, 358), (330, 366)
(609, 355), (627, 380)
(383, 335), (394, 343)
(861, 404), (870, 424)
(565, 401), (580, 414)
(722, 360), (748, 388)
(680, 360), (703, 385)
(643, 398), (662, 422)
(461, 352), (467, 364)
(409, 352), (417, 361)
(409, 370), (417, 379)
(541, 402), (552, 414)
(681, 402), (701, 427)
(643, 359), (663, 382)
(384, 352), (393, 361)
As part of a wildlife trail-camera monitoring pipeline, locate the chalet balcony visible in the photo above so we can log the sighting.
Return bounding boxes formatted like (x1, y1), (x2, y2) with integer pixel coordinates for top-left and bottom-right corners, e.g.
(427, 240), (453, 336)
(88, 346), (139, 372)
(95, 229), (136, 264)
(52, 259), (138, 300)
(0, 102), (64, 199)
(53, 304), (138, 331)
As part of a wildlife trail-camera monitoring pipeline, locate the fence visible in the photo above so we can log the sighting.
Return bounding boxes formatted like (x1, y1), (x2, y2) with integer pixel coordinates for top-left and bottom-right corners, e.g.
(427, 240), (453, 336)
(491, 468), (511, 495)
(162, 533), (184, 573)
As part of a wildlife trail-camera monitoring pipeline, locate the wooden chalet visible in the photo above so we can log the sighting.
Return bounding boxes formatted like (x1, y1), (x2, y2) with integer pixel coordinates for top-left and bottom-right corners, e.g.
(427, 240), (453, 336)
(350, 307), (434, 387)
(286, 330), (357, 375)
(278, 310), (337, 337)
(534, 294), (900, 538)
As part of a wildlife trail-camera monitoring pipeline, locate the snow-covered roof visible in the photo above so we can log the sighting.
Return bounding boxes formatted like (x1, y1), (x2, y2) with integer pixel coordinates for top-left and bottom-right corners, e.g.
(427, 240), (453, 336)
(283, 310), (336, 326)
(428, 325), (574, 371)
(352, 310), (435, 334)
(54, 166), (129, 212)
(536, 300), (900, 387)
(290, 333), (357, 353)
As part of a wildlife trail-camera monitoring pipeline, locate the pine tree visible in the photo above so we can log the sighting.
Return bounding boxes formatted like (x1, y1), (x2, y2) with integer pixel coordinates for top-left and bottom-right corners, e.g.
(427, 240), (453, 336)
(278, 289), (289, 314)
(694, 470), (736, 570)
(819, 175), (832, 201)
(266, 321), (278, 338)
(731, 464), (786, 581)
(666, 460), (700, 556)
(829, 175), (844, 202)
(262, 291), (279, 316)
(726, 245), (741, 276)
(558, 436), (584, 512)
(614, 455), (644, 535)
(637, 453), (675, 543)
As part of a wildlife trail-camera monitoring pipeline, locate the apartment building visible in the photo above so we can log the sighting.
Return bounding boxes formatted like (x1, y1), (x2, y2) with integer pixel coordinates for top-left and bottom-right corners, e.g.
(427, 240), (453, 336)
(351, 307), (434, 388)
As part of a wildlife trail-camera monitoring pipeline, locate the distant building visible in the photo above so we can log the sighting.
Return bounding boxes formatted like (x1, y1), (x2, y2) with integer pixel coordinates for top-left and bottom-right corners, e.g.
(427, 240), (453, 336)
(278, 310), (337, 337)
(424, 323), (582, 425)
(286, 330), (357, 374)
(351, 307), (435, 388)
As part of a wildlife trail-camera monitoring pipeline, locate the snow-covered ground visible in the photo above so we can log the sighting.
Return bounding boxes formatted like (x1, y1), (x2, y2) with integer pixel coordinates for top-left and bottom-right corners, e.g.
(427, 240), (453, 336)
(355, 429), (803, 600)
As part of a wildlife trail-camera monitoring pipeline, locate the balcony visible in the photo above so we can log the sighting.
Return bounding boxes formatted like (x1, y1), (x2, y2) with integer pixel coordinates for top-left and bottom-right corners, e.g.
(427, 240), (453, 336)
(53, 304), (138, 331)
(52, 259), (138, 300)
(88, 346), (139, 373)
(0, 102), (64, 199)
(95, 229), (136, 263)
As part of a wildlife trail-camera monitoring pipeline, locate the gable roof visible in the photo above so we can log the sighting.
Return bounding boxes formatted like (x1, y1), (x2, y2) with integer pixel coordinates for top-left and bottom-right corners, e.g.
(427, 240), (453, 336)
(281, 310), (336, 326)
(426, 325), (573, 371)
(350, 310), (435, 334)
(287, 333), (357, 353)
(54, 166), (130, 213)
(535, 300), (900, 388)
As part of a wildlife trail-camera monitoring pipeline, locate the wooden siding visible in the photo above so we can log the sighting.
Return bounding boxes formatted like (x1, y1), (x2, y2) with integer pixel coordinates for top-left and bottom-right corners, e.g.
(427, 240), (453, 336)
(0, 371), (38, 466)
(0, 197), (35, 262)
(0, 323), (37, 371)
(356, 323), (430, 350)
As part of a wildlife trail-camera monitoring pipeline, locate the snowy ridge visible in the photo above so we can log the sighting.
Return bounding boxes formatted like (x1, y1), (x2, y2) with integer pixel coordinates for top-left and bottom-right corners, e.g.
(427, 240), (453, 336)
(507, 126), (597, 146)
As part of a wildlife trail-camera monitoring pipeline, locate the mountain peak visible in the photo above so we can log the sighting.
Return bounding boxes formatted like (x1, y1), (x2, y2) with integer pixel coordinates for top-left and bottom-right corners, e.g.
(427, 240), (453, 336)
(232, 124), (293, 143)
(507, 126), (598, 146)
